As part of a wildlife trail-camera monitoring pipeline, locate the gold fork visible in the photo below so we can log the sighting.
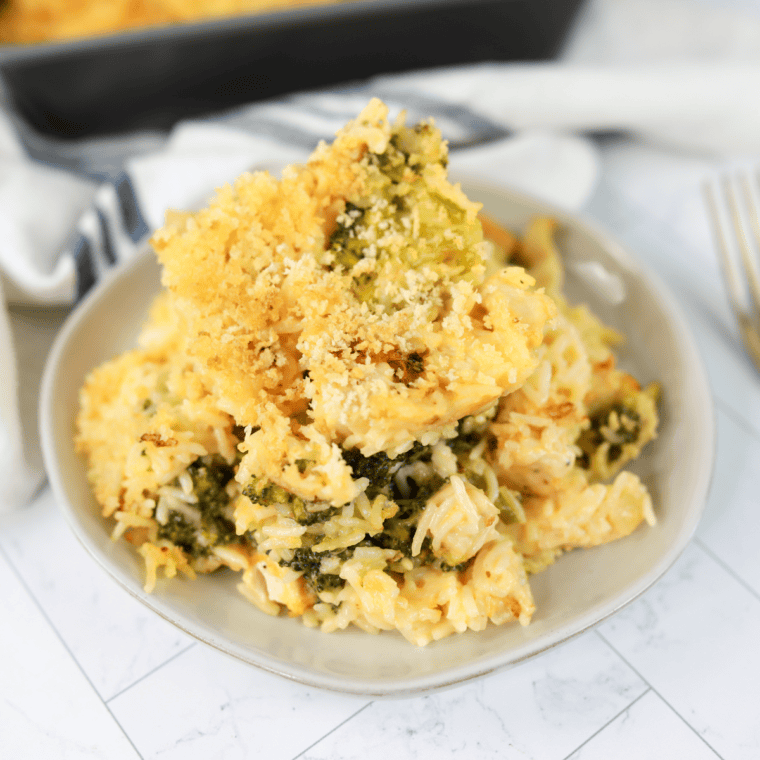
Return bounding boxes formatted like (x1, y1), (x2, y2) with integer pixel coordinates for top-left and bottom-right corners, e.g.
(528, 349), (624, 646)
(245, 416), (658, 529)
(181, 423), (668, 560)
(704, 170), (760, 372)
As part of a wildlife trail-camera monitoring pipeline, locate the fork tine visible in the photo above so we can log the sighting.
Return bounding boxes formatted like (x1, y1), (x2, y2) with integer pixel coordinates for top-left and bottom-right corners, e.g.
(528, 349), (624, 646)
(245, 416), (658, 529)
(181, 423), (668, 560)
(704, 173), (760, 372)
(704, 177), (747, 319)
(727, 172), (760, 318)
(739, 172), (760, 316)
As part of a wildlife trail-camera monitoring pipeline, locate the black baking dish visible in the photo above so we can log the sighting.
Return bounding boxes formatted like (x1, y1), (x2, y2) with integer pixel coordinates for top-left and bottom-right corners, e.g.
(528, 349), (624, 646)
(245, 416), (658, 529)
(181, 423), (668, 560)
(0, 0), (583, 138)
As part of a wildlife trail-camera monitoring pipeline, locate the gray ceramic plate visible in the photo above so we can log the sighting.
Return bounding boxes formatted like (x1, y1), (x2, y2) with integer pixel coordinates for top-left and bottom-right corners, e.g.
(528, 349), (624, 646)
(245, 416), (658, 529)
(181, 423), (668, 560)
(39, 178), (714, 697)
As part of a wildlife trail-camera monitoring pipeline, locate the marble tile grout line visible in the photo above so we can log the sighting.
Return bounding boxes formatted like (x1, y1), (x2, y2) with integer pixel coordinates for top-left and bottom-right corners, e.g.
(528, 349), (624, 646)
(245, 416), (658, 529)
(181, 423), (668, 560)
(290, 702), (373, 760)
(693, 537), (760, 606)
(106, 640), (198, 704)
(593, 628), (725, 760)
(559, 687), (651, 760)
(0, 541), (146, 760)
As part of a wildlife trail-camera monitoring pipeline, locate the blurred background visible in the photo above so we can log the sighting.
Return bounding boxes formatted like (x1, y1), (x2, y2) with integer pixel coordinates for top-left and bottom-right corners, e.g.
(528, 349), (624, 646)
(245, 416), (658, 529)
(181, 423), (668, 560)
(0, 0), (583, 137)
(2, 0), (760, 175)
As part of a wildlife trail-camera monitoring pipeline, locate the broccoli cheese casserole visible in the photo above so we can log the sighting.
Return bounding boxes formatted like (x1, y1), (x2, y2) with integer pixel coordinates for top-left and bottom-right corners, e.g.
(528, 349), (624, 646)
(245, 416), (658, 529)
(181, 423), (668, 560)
(75, 99), (659, 646)
(0, 0), (343, 43)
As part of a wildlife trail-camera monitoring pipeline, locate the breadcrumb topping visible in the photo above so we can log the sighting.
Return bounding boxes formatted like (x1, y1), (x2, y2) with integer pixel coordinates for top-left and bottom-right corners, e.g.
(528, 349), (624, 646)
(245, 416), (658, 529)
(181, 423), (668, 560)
(151, 98), (556, 502)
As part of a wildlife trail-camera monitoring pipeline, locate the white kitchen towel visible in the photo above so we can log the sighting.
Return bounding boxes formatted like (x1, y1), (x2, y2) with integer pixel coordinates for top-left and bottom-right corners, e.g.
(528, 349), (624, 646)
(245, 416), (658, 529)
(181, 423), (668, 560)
(371, 62), (760, 155)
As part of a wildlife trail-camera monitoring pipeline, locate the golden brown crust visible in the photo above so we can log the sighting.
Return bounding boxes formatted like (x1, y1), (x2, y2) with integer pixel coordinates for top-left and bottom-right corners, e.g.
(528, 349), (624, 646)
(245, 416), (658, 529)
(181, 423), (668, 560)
(152, 100), (556, 500)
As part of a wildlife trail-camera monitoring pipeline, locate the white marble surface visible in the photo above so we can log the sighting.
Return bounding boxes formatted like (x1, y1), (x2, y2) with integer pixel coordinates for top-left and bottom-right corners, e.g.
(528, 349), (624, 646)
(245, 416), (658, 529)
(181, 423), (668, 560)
(4, 0), (760, 757)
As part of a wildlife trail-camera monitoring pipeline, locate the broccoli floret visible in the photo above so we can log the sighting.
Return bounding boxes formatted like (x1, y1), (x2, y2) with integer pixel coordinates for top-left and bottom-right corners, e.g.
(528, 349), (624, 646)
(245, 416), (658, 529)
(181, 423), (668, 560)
(158, 455), (240, 558)
(370, 129), (446, 180)
(187, 456), (237, 545)
(189, 456), (234, 502)
(386, 350), (425, 384)
(494, 486), (526, 525)
(578, 401), (643, 467)
(279, 460), (455, 586)
(295, 458), (312, 474)
(439, 558), (473, 574)
(291, 502), (341, 526)
(279, 547), (346, 594)
(366, 525), (433, 566)
(342, 448), (394, 495)
(242, 477), (292, 506)
(405, 352), (425, 377)
(325, 117), (478, 306)
(155, 455), (238, 557)
(369, 136), (408, 182)
(342, 440), (434, 501)
(329, 202), (367, 269)
(157, 512), (208, 558)
(446, 415), (489, 457)
(391, 471), (445, 518)
(242, 476), (339, 527)
(361, 471), (446, 568)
